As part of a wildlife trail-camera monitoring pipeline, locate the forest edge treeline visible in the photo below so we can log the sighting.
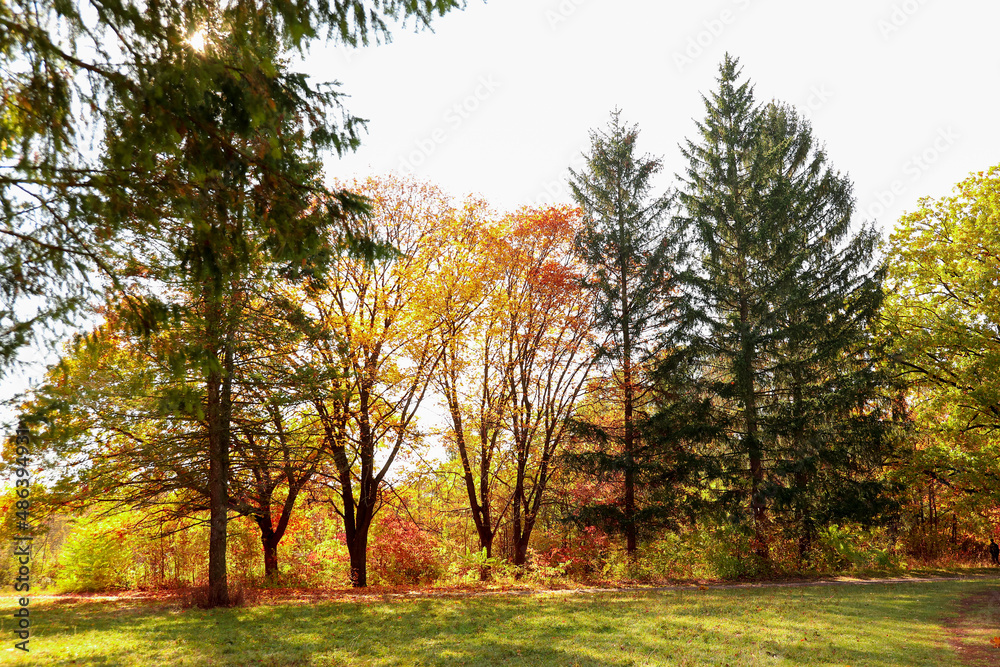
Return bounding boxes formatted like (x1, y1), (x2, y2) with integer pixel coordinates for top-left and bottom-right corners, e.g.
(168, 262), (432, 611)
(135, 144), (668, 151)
(2, 1), (998, 605)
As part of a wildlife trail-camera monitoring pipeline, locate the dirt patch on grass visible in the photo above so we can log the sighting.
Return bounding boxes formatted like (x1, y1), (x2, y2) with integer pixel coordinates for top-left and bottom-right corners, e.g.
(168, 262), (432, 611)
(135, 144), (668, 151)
(942, 588), (1000, 666)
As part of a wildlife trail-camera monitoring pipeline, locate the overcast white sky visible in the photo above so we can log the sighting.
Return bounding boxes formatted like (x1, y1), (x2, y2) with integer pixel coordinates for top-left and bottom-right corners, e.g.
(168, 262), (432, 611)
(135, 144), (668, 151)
(3, 0), (997, 429)
(302, 0), (998, 236)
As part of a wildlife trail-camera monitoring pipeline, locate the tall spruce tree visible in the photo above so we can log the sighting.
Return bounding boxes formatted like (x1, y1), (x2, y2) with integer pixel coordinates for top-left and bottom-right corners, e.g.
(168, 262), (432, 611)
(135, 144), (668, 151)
(567, 110), (684, 556)
(756, 104), (895, 562)
(675, 55), (892, 565)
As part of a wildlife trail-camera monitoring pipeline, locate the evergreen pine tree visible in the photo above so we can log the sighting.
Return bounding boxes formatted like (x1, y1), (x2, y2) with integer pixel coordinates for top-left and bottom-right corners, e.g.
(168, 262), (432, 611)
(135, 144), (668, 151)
(756, 104), (895, 562)
(567, 109), (684, 556)
(675, 55), (892, 566)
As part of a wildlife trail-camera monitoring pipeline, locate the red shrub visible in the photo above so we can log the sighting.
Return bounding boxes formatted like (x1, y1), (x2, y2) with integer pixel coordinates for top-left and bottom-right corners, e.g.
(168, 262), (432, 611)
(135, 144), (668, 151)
(368, 512), (442, 585)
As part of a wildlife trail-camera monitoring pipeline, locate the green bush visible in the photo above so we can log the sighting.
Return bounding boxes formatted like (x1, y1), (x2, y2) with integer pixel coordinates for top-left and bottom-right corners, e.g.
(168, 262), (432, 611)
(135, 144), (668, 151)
(55, 514), (132, 592)
(702, 525), (771, 580)
(637, 532), (699, 580)
(816, 524), (905, 571)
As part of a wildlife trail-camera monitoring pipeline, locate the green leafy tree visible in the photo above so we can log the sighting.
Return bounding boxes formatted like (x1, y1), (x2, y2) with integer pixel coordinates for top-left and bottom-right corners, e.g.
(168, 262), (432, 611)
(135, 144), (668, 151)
(94, 18), (363, 606)
(566, 109), (685, 556)
(883, 165), (1000, 554)
(19, 288), (330, 582)
(884, 165), (1000, 436)
(676, 55), (893, 565)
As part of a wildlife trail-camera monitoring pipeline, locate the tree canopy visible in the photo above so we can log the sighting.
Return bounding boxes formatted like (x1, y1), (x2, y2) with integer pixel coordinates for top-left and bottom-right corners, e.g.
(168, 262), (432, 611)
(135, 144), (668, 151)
(1, 0), (465, 372)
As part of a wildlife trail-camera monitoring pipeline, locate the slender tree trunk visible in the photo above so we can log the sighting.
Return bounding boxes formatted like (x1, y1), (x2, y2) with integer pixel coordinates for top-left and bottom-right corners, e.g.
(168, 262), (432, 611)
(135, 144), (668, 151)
(351, 383), (378, 588)
(746, 400), (767, 563)
(623, 357), (637, 556)
(444, 361), (495, 579)
(792, 378), (810, 566)
(929, 482), (938, 557)
(620, 244), (637, 557)
(317, 392), (378, 589)
(795, 471), (812, 566)
(512, 472), (527, 571)
(316, 387), (357, 584)
(206, 312), (232, 606)
(739, 297), (768, 566)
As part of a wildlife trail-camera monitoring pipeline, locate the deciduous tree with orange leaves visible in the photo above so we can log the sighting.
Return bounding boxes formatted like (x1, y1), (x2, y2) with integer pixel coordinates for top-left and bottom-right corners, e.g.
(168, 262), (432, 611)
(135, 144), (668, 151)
(289, 175), (467, 587)
(432, 204), (595, 573)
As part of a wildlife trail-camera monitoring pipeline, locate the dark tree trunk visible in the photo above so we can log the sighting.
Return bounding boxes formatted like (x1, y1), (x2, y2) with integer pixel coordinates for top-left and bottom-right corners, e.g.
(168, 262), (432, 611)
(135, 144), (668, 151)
(739, 296), (768, 566)
(347, 508), (372, 587)
(511, 444), (552, 570)
(512, 473), (526, 569)
(513, 520), (535, 567)
(792, 380), (811, 567)
(748, 434), (768, 563)
(478, 539), (494, 581)
(255, 516), (280, 580)
(623, 377), (637, 557)
(317, 392), (377, 589)
(795, 470), (813, 567)
(510, 454), (534, 570)
(206, 325), (232, 607)
(262, 533), (279, 578)
(621, 259), (637, 558)
(444, 368), (495, 580)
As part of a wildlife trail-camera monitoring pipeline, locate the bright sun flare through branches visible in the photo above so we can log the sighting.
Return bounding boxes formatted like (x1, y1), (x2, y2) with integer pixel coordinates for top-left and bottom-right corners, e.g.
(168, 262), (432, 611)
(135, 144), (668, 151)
(188, 29), (207, 52)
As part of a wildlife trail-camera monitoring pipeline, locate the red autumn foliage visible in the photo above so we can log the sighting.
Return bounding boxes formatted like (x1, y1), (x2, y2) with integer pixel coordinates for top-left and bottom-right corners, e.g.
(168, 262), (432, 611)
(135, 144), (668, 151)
(536, 525), (610, 577)
(368, 512), (441, 585)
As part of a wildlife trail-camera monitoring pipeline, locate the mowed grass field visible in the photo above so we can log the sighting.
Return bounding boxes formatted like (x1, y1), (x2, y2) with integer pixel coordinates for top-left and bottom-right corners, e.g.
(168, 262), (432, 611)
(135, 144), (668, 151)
(1, 579), (998, 666)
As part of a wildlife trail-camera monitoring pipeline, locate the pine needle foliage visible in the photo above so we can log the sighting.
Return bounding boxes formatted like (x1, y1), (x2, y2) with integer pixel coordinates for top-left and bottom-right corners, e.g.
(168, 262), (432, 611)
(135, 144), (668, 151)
(675, 55), (896, 566)
(565, 109), (687, 555)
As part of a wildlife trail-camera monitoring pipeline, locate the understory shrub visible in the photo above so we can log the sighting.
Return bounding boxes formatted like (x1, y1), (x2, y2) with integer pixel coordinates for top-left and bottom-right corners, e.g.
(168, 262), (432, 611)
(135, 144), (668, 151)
(55, 514), (132, 592)
(701, 524), (771, 580)
(815, 524), (905, 571)
(535, 525), (610, 579)
(368, 512), (442, 585)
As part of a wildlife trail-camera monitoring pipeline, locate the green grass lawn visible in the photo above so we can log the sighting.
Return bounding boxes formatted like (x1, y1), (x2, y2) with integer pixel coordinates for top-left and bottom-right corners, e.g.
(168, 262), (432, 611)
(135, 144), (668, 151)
(0, 579), (996, 666)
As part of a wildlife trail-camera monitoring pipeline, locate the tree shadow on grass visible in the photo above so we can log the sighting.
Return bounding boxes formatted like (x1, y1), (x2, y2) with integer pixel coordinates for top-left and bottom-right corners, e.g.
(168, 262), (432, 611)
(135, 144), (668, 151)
(654, 582), (977, 666)
(6, 598), (616, 666)
(1, 583), (980, 666)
